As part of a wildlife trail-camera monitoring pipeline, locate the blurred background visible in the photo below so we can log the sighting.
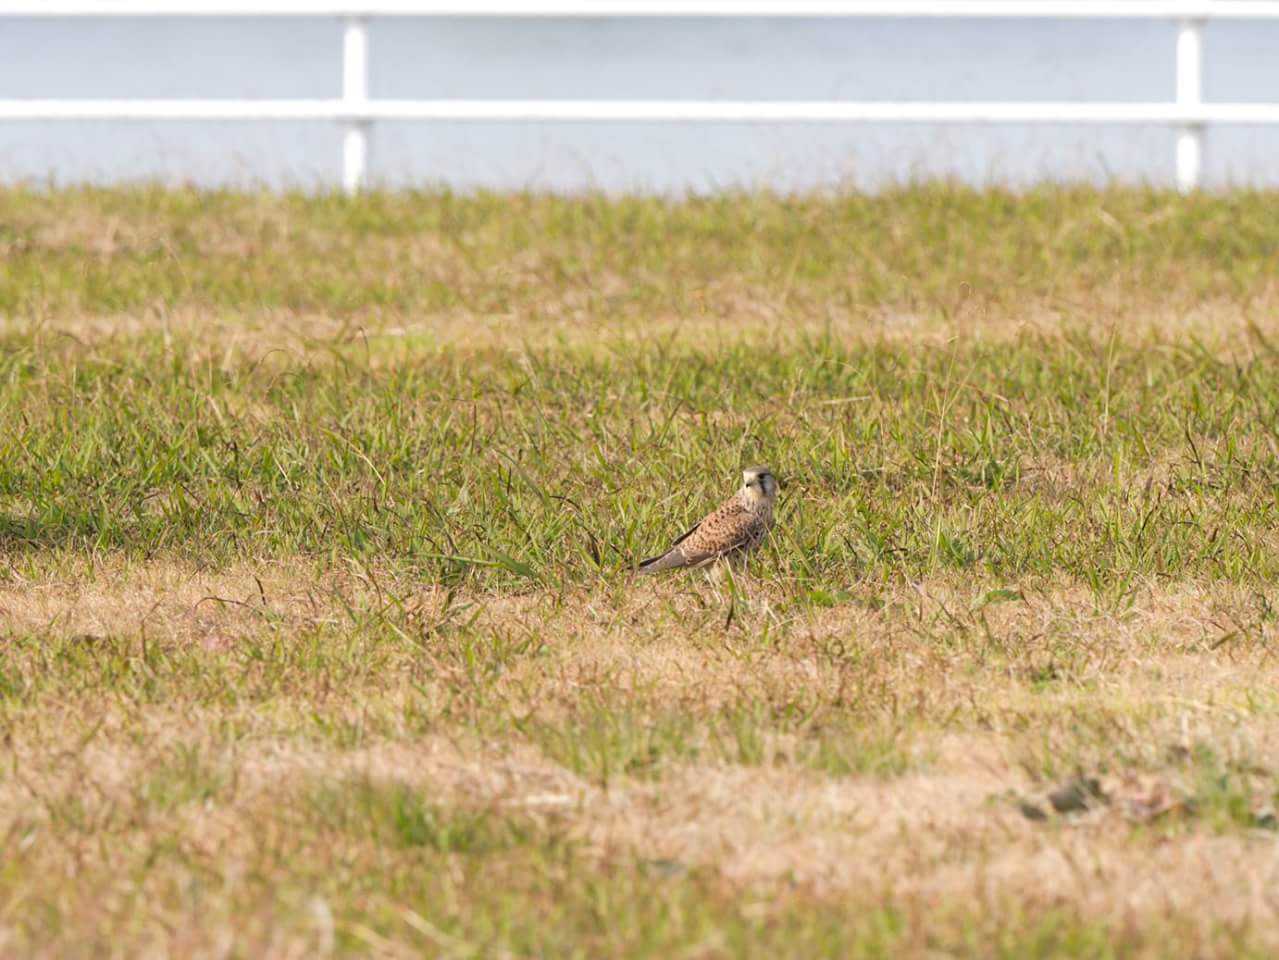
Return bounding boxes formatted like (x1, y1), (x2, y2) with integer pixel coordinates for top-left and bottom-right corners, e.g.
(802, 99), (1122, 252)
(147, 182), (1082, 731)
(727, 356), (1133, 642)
(2, 12), (1279, 192)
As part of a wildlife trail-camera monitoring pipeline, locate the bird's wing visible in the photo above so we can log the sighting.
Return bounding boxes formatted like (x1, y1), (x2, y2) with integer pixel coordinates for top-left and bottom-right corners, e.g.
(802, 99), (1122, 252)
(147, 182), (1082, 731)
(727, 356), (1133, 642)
(637, 496), (761, 575)
(675, 498), (759, 565)
(666, 515), (705, 550)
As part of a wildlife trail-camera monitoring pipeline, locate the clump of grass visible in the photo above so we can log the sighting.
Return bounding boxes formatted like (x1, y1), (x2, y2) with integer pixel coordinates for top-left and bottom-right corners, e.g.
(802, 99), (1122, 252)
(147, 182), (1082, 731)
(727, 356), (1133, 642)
(140, 743), (234, 812)
(1180, 743), (1279, 834)
(308, 778), (531, 853)
(519, 703), (704, 786)
(521, 697), (916, 786)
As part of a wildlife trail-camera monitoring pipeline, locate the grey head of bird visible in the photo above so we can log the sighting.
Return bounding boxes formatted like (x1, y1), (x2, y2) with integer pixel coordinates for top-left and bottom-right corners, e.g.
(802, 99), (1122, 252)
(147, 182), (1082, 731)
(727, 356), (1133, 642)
(740, 465), (778, 507)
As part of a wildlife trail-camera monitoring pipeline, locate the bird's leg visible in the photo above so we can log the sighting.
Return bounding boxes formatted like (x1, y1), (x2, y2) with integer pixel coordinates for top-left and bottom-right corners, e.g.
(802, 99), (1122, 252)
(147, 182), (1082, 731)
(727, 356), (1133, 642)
(701, 558), (738, 602)
(703, 559), (729, 588)
(728, 549), (758, 588)
(712, 555), (753, 602)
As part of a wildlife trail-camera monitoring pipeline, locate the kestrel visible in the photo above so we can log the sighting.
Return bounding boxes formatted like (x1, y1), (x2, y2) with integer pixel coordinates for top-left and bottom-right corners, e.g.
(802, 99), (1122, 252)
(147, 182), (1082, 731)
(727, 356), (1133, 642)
(636, 465), (778, 575)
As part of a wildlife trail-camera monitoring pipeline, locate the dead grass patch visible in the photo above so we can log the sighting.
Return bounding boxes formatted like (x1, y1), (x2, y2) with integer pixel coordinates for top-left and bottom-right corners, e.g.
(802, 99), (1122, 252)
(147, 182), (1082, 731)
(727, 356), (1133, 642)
(8, 295), (1279, 368)
(5, 559), (1279, 953)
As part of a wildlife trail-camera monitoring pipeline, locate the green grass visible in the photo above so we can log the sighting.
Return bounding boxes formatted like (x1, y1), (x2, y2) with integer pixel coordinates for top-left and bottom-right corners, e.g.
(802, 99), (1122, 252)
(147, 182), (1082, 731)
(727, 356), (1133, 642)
(520, 699), (914, 785)
(7, 325), (1279, 593)
(6, 183), (1279, 957)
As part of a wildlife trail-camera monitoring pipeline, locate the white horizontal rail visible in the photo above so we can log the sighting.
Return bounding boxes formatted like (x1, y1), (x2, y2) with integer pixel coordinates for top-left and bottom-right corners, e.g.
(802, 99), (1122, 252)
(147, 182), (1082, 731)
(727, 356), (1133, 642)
(6, 2), (1279, 18)
(6, 99), (1279, 125)
(2, 4), (1275, 193)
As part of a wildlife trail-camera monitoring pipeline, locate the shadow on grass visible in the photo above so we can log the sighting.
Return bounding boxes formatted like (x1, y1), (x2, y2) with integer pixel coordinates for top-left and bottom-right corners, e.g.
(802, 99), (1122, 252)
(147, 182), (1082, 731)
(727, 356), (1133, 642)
(0, 510), (144, 554)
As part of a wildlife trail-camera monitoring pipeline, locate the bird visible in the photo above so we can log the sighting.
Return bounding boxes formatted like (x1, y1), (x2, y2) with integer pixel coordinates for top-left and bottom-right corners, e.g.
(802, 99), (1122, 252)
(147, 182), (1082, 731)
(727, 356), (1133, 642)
(636, 465), (778, 575)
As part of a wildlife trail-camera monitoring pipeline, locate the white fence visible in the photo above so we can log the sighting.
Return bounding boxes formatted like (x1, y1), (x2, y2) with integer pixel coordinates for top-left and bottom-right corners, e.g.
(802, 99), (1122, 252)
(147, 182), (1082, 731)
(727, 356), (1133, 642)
(4, 2), (1279, 193)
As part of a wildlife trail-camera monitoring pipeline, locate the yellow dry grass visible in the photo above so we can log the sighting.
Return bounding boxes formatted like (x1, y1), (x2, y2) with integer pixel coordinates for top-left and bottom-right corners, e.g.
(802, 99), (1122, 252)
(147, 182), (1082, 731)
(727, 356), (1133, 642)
(5, 556), (1279, 952)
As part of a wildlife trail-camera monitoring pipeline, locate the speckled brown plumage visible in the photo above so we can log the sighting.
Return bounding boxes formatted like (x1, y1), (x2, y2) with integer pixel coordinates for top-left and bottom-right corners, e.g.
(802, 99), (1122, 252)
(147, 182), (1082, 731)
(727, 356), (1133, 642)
(637, 466), (777, 575)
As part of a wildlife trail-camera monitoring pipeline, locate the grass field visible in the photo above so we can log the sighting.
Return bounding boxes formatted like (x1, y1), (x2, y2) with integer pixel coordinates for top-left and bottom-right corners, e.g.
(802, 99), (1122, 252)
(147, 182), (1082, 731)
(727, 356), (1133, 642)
(5, 183), (1279, 956)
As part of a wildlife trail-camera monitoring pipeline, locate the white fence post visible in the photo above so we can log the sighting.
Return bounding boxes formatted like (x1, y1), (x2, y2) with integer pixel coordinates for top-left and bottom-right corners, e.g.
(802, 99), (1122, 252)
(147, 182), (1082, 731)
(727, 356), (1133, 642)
(1175, 17), (1204, 193)
(342, 15), (370, 194)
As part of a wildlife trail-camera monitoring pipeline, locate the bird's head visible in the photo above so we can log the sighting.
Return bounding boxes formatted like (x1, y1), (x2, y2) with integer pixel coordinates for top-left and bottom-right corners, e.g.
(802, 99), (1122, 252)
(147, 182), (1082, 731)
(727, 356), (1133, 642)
(741, 465), (778, 505)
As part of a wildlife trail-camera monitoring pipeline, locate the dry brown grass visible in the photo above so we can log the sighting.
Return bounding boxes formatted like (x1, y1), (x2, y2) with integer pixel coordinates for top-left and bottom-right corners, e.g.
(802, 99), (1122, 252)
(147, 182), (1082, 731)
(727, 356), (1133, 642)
(9, 290), (1279, 369)
(5, 557), (1279, 953)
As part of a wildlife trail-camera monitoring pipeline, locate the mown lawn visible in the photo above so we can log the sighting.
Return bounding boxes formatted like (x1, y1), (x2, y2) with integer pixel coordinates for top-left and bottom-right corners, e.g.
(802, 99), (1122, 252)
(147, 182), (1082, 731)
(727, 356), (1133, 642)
(3, 184), (1279, 957)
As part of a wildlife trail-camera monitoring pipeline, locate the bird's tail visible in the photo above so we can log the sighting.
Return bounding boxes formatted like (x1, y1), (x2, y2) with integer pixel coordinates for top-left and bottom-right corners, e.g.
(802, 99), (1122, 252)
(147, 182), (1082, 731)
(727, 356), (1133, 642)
(635, 549), (683, 575)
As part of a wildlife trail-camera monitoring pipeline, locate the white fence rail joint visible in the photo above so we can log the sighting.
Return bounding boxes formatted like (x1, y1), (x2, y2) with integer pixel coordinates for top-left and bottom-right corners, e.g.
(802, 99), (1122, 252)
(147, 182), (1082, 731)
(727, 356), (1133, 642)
(2, 2), (1277, 193)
